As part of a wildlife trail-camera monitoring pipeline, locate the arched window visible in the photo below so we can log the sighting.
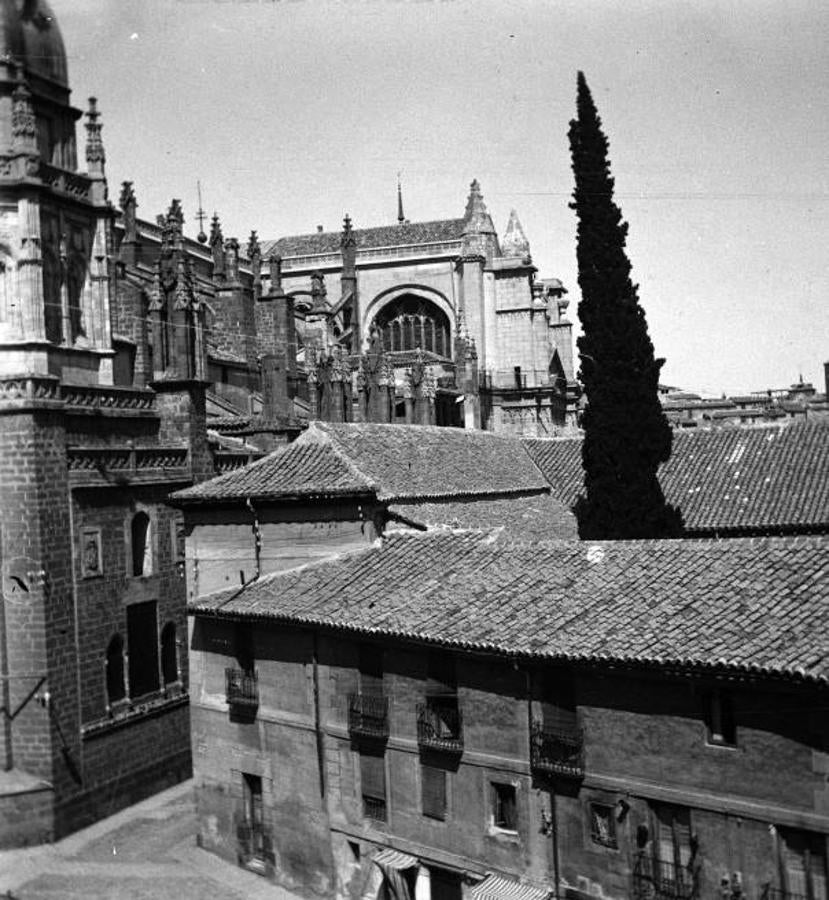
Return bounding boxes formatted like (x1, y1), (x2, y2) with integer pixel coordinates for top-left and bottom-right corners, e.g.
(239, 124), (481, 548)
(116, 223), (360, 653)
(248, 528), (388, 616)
(161, 622), (179, 686)
(106, 634), (126, 706)
(373, 295), (451, 358)
(131, 511), (151, 577)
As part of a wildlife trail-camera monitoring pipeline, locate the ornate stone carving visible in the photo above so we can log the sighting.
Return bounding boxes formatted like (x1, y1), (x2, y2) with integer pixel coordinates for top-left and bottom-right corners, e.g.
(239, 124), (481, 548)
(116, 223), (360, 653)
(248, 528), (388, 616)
(11, 82), (36, 144)
(84, 97), (105, 165)
(119, 182), (138, 242)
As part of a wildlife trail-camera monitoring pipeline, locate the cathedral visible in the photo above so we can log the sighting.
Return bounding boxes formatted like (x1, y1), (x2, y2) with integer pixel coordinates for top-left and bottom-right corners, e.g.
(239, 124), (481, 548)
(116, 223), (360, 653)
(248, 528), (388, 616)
(0, 0), (578, 844)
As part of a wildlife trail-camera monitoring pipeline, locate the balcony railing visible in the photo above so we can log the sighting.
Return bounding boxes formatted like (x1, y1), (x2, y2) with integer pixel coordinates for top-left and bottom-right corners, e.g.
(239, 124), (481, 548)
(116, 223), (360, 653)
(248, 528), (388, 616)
(416, 700), (463, 753)
(225, 668), (258, 709)
(530, 720), (584, 778)
(348, 693), (389, 740)
(632, 855), (698, 900)
(363, 795), (387, 823)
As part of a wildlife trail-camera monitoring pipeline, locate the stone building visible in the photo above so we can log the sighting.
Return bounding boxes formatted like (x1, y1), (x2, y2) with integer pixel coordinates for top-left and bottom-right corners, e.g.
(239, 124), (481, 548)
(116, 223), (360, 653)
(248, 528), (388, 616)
(263, 184), (579, 436)
(175, 419), (828, 900)
(184, 527), (828, 900)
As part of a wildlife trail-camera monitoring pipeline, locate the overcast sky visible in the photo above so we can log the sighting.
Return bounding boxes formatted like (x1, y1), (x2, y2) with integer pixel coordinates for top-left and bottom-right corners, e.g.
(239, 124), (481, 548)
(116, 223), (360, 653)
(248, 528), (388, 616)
(55, 0), (828, 395)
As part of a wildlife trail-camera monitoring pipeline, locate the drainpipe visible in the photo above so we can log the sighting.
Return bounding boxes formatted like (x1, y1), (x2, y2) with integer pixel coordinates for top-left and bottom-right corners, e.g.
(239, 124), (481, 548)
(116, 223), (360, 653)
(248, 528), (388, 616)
(245, 498), (261, 579)
(312, 631), (326, 799)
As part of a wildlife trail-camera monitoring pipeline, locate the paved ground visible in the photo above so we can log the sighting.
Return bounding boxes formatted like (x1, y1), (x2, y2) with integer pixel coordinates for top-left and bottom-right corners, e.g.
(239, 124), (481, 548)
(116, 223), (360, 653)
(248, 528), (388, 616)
(0, 780), (297, 899)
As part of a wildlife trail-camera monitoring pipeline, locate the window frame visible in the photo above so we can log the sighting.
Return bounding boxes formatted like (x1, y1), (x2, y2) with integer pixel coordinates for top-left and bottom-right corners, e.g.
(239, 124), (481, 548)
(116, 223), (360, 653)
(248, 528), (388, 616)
(589, 801), (618, 850)
(421, 763), (448, 822)
(703, 687), (736, 747)
(490, 781), (518, 833)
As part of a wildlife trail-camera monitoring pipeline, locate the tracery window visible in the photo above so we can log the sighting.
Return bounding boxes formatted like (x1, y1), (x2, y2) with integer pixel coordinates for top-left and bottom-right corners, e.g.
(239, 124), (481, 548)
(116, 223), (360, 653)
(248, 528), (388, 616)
(374, 295), (450, 357)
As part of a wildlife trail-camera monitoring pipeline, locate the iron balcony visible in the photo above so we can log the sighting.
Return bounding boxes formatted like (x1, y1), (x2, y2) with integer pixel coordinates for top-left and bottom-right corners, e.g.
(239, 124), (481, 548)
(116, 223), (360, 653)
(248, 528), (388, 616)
(348, 693), (390, 740)
(416, 700), (463, 753)
(530, 719), (584, 778)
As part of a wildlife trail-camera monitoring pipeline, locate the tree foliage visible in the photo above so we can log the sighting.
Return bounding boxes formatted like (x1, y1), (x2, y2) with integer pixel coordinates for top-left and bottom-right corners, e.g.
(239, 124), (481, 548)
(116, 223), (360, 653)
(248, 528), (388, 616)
(568, 71), (682, 539)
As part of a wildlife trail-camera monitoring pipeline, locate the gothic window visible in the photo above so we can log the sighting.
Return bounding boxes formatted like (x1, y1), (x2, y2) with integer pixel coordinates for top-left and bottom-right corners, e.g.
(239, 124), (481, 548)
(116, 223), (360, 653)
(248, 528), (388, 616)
(160, 622), (179, 686)
(375, 295), (450, 357)
(127, 601), (160, 699)
(105, 634), (126, 705)
(130, 511), (152, 577)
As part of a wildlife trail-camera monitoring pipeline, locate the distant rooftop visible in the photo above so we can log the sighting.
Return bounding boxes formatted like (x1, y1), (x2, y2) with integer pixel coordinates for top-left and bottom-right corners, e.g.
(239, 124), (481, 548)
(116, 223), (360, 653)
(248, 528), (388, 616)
(525, 420), (829, 535)
(261, 219), (465, 259)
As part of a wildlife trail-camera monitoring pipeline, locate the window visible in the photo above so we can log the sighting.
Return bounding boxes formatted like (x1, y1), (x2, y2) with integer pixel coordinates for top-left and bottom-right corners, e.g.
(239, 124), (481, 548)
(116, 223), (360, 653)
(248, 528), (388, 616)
(105, 634), (126, 706)
(160, 622), (178, 686)
(491, 782), (517, 831)
(703, 689), (736, 746)
(80, 527), (103, 578)
(239, 772), (270, 866)
(360, 751), (386, 822)
(375, 295), (451, 357)
(422, 764), (447, 821)
(779, 828), (827, 900)
(540, 668), (578, 732)
(130, 511), (152, 577)
(590, 803), (617, 849)
(653, 804), (696, 894)
(127, 601), (160, 699)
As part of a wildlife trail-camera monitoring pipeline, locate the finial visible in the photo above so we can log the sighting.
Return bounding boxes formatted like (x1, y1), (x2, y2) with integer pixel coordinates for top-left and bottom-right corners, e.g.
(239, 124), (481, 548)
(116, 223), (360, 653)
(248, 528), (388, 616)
(84, 97), (105, 166)
(397, 172), (405, 224)
(247, 230), (261, 260)
(195, 181), (207, 244)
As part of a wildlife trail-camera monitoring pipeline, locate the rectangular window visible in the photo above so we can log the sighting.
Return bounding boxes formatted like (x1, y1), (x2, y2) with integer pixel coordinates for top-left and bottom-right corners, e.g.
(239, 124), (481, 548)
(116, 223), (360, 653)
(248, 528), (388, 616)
(589, 802), (617, 848)
(243, 773), (263, 829)
(422, 764), (447, 821)
(651, 803), (695, 896)
(703, 689), (736, 746)
(360, 751), (386, 823)
(491, 782), (517, 831)
(127, 600), (160, 698)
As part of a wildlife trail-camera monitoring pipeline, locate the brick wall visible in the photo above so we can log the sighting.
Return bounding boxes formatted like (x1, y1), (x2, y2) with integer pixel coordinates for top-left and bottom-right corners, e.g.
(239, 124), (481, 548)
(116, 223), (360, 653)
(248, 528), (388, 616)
(189, 617), (829, 900)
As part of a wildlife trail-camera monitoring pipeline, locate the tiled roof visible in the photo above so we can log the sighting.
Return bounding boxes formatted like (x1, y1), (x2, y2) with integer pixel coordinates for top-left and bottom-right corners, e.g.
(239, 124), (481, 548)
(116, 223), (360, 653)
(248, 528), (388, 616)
(191, 531), (829, 684)
(387, 495), (577, 540)
(261, 219), (465, 259)
(305, 421), (549, 500)
(172, 440), (374, 503)
(524, 421), (829, 534)
(174, 422), (550, 505)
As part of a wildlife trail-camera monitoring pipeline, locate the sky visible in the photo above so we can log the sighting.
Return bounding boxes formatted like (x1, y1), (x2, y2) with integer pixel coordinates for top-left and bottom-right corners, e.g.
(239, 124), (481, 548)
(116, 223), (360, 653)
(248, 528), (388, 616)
(54, 0), (828, 396)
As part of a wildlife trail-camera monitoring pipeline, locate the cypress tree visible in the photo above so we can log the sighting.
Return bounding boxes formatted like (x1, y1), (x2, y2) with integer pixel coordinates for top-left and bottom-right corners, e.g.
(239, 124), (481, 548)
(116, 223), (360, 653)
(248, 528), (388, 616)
(568, 71), (682, 539)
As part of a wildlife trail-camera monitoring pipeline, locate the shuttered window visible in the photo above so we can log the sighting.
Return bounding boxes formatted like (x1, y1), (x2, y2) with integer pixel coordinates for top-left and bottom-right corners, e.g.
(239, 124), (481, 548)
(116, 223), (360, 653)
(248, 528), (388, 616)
(422, 765), (446, 820)
(360, 751), (386, 822)
(782, 829), (828, 900)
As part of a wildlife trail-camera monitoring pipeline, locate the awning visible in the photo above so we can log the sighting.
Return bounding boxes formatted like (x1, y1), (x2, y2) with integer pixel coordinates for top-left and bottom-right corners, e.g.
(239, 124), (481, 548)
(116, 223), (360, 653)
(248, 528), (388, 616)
(470, 874), (552, 900)
(373, 849), (420, 871)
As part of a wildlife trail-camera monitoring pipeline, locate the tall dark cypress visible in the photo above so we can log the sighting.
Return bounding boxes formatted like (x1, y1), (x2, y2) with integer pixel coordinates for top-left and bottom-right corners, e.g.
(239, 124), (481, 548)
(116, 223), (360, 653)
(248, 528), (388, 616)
(568, 72), (682, 539)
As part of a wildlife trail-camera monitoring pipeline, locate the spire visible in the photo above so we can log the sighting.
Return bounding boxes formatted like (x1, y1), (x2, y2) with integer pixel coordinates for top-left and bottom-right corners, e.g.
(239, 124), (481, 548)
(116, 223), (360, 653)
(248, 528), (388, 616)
(195, 181), (207, 244)
(162, 199), (184, 252)
(501, 208), (531, 261)
(397, 173), (405, 224)
(248, 230), (262, 298)
(461, 178), (499, 260)
(209, 213), (225, 280)
(84, 97), (105, 172)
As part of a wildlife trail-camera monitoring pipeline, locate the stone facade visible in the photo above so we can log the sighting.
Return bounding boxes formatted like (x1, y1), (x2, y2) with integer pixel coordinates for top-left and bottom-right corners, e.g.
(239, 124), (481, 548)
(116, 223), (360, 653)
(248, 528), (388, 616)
(187, 617), (829, 900)
(0, 0), (293, 846)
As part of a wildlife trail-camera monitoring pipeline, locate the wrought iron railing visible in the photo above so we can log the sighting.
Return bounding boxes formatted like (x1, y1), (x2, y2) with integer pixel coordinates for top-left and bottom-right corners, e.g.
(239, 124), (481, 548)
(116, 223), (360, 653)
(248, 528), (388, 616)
(530, 719), (584, 778)
(225, 668), (258, 708)
(632, 854), (698, 900)
(362, 795), (387, 823)
(416, 700), (463, 753)
(348, 693), (389, 740)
